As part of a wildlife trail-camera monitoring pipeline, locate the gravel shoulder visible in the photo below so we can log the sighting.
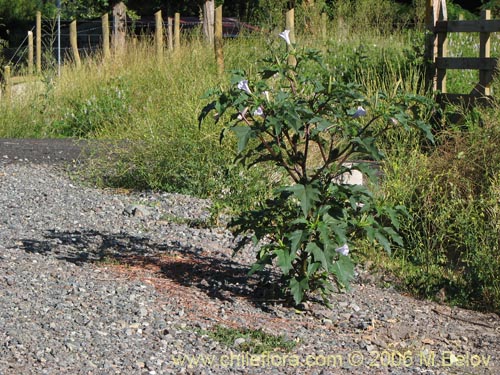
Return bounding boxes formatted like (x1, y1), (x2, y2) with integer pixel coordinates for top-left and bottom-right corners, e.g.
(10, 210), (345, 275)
(0, 139), (498, 375)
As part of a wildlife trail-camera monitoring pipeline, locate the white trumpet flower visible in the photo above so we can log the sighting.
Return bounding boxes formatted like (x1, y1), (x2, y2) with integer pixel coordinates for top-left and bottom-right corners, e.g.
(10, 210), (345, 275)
(237, 80), (252, 94)
(279, 30), (292, 46)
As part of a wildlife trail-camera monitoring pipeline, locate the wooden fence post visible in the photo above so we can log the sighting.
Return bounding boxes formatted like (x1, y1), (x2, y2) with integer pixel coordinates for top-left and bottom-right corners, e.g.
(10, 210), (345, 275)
(321, 12), (327, 41)
(4, 66), (11, 101)
(112, 1), (127, 55)
(174, 13), (180, 50)
(203, 0), (215, 44)
(36, 11), (41, 73)
(28, 31), (34, 74)
(425, 0), (438, 92)
(436, 26), (447, 93)
(285, 9), (296, 44)
(155, 10), (164, 61)
(70, 20), (81, 67)
(102, 13), (111, 60)
(479, 9), (492, 96)
(214, 5), (224, 75)
(167, 17), (173, 50)
(285, 9), (296, 66)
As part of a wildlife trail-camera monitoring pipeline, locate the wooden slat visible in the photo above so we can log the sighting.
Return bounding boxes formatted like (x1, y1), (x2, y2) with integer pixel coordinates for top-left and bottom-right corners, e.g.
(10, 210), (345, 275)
(435, 57), (498, 70)
(10, 75), (39, 84)
(435, 19), (500, 33)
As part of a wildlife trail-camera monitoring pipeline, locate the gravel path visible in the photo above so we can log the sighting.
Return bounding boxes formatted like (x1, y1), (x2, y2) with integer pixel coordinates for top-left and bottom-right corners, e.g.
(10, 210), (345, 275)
(0, 141), (498, 374)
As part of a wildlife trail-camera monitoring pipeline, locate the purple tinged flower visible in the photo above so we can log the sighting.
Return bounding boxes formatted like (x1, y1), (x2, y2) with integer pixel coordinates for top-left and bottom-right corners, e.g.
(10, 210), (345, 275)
(253, 106), (264, 116)
(237, 80), (252, 94)
(335, 244), (349, 256)
(352, 106), (367, 118)
(279, 30), (292, 46)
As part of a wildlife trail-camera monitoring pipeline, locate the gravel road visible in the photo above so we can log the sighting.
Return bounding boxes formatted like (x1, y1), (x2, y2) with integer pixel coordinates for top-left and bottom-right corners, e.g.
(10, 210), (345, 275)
(0, 139), (498, 374)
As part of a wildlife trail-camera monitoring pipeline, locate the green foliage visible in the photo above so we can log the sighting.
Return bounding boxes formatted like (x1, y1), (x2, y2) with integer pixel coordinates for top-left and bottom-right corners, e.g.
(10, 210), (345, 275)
(333, 0), (417, 35)
(379, 107), (500, 312)
(49, 76), (132, 138)
(483, 0), (500, 17)
(198, 325), (296, 354)
(446, 1), (478, 20)
(0, 0), (44, 22)
(0, 0), (111, 21)
(200, 35), (434, 306)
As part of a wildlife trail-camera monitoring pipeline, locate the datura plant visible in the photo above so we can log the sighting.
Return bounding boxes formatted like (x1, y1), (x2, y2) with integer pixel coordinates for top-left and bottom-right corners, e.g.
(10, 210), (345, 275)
(199, 30), (435, 306)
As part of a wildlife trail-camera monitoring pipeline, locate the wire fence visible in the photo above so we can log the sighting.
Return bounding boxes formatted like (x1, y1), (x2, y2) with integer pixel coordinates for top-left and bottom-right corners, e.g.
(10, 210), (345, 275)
(1, 15), (262, 74)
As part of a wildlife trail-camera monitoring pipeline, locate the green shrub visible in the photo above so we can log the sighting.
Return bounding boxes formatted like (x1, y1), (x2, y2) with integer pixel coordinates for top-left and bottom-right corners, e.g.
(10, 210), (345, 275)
(200, 31), (434, 306)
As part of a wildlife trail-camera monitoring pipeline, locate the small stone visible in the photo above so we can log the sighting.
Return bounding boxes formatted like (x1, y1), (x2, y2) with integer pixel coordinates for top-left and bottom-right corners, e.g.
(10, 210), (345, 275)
(350, 303), (361, 312)
(234, 337), (246, 347)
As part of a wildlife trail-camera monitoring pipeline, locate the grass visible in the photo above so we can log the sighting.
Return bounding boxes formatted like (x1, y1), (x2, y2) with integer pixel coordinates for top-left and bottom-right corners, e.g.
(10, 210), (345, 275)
(196, 325), (296, 354)
(1, 2), (499, 312)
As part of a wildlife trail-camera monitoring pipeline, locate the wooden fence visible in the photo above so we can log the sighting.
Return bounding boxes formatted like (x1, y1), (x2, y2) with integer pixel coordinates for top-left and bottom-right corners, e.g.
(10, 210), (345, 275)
(427, 0), (500, 107)
(0, 5), (185, 102)
(0, 3), (270, 101)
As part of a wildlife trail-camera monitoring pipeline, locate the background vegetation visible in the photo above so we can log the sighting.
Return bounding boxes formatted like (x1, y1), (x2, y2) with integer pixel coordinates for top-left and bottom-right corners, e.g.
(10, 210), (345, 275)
(0, 0), (499, 312)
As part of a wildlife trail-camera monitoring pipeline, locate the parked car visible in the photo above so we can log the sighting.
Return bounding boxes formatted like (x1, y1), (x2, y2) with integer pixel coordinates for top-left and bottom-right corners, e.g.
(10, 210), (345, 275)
(178, 16), (260, 37)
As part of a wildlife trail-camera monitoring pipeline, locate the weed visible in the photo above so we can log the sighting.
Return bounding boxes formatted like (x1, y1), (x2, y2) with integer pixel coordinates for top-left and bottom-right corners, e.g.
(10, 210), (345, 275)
(198, 325), (296, 354)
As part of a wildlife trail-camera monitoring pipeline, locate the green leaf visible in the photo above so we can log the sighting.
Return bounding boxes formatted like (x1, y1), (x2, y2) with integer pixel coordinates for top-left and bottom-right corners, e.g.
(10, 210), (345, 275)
(249, 262), (266, 275)
(375, 231), (392, 255)
(331, 255), (355, 290)
(306, 262), (321, 277)
(231, 126), (253, 154)
(352, 162), (378, 184)
(286, 184), (321, 217)
(383, 207), (401, 230)
(323, 213), (347, 244)
(274, 248), (295, 274)
(288, 230), (305, 253)
(284, 112), (302, 132)
(415, 119), (435, 143)
(383, 226), (404, 247)
(352, 136), (384, 161)
(290, 277), (310, 305)
(306, 242), (328, 270)
(317, 221), (334, 249)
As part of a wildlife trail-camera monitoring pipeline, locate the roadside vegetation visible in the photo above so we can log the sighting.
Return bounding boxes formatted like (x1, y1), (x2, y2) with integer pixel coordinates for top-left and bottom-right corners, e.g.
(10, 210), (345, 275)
(0, 0), (498, 312)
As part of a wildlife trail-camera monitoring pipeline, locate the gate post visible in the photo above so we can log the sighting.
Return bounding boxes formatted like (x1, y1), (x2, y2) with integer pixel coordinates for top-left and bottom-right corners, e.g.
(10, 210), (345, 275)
(478, 10), (492, 96)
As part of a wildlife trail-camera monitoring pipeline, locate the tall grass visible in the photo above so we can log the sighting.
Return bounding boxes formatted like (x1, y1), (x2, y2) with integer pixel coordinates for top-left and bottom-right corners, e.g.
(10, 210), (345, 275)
(374, 107), (500, 312)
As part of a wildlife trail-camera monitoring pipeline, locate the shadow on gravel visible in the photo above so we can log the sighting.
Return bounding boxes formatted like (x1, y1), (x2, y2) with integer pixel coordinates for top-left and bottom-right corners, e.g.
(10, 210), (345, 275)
(19, 229), (281, 309)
